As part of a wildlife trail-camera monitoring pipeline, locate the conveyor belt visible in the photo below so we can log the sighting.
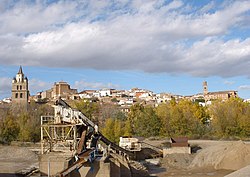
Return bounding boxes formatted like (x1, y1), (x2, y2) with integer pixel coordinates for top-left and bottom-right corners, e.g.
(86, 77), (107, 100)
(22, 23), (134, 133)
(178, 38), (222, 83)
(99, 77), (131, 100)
(55, 98), (136, 177)
(99, 132), (134, 156)
(58, 149), (93, 177)
(56, 98), (134, 157)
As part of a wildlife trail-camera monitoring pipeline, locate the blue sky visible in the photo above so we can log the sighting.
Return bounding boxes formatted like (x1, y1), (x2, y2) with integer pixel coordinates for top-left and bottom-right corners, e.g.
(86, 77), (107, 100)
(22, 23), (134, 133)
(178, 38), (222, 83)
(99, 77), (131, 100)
(0, 0), (250, 99)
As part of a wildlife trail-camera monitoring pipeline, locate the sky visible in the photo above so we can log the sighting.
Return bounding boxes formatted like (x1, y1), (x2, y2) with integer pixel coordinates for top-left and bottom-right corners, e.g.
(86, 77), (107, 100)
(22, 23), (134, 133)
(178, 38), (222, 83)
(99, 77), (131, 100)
(0, 0), (250, 99)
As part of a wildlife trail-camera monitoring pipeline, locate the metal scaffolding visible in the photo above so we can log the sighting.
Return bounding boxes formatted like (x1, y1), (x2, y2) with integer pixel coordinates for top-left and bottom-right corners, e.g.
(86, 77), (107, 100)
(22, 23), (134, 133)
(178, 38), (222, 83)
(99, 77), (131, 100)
(40, 116), (78, 154)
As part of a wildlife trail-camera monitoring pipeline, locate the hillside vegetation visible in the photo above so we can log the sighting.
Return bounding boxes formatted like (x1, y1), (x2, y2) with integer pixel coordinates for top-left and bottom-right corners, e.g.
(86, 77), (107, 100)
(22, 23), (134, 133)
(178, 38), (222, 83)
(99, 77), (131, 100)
(0, 98), (249, 144)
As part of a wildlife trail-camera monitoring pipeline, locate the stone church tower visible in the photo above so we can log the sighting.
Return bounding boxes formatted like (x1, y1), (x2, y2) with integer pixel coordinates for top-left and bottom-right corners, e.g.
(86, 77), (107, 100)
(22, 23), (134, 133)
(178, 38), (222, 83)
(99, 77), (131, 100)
(203, 81), (208, 95)
(12, 66), (29, 105)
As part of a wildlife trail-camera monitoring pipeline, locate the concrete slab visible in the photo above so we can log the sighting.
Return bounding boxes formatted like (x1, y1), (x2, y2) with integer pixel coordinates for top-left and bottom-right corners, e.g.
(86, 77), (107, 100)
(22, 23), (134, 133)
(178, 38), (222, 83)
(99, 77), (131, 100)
(39, 153), (72, 176)
(225, 165), (250, 177)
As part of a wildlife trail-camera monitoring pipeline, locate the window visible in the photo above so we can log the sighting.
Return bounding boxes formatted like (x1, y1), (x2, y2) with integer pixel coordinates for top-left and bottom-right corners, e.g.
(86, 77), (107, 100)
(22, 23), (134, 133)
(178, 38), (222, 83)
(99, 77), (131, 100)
(20, 86), (22, 90)
(20, 93), (23, 98)
(17, 86), (19, 90)
(15, 93), (18, 98)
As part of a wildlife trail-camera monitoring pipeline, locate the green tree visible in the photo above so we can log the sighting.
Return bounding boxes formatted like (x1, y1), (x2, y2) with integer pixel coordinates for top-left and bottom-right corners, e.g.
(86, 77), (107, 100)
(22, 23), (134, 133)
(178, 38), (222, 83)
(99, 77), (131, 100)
(101, 118), (115, 142)
(114, 119), (124, 144)
(129, 104), (161, 137)
(142, 106), (161, 137)
(0, 113), (19, 144)
(127, 103), (145, 134)
(74, 99), (100, 121)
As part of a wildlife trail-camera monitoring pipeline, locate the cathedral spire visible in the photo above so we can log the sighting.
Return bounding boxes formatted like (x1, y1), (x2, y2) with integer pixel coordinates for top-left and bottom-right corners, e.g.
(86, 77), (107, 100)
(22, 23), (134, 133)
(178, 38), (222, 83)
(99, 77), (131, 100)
(18, 66), (23, 74)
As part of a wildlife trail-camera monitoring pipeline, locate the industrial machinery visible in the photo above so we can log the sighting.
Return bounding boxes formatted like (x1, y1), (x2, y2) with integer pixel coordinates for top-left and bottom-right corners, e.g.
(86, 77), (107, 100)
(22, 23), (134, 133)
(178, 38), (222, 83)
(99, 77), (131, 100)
(41, 98), (134, 176)
(119, 137), (141, 151)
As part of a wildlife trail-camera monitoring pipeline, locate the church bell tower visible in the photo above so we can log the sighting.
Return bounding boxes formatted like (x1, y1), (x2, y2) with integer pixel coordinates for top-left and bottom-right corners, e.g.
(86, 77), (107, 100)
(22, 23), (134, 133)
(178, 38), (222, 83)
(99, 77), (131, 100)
(12, 66), (29, 105)
(203, 81), (208, 95)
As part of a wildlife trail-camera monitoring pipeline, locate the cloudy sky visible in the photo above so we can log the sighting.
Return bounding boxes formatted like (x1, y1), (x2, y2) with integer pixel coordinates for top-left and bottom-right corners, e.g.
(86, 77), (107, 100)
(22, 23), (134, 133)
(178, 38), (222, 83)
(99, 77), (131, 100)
(1, 0), (250, 99)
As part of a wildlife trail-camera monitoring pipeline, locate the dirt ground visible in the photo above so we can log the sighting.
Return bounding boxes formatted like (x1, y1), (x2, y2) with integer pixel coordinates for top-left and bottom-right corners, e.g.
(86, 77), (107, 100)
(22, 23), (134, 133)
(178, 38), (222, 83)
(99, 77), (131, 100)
(145, 139), (250, 177)
(146, 153), (233, 177)
(0, 140), (249, 177)
(0, 145), (39, 177)
(148, 165), (233, 177)
(147, 154), (233, 177)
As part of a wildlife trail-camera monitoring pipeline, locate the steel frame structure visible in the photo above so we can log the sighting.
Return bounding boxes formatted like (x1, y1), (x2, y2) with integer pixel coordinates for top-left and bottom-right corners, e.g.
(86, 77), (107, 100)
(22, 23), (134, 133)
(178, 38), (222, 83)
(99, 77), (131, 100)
(40, 116), (79, 154)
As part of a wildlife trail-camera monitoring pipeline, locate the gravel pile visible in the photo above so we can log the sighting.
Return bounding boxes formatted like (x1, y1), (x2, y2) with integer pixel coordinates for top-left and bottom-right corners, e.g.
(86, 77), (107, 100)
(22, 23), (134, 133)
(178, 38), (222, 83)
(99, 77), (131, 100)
(189, 141), (250, 171)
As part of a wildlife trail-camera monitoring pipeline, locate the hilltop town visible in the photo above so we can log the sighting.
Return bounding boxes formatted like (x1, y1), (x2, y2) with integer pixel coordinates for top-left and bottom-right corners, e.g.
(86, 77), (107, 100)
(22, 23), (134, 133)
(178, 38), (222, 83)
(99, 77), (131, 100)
(0, 67), (250, 177)
(0, 66), (240, 109)
(1, 1), (250, 177)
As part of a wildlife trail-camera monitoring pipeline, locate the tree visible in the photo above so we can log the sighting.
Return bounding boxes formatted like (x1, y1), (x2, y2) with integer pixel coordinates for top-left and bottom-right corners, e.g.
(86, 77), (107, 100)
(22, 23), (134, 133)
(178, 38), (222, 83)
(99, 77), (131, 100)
(0, 113), (19, 144)
(127, 103), (145, 134)
(0, 102), (53, 144)
(123, 118), (133, 137)
(18, 113), (30, 142)
(155, 103), (171, 136)
(209, 98), (250, 138)
(25, 101), (53, 142)
(74, 99), (100, 122)
(142, 106), (161, 137)
(114, 119), (124, 144)
(156, 99), (209, 138)
(111, 98), (118, 102)
(99, 103), (122, 121)
(128, 104), (161, 137)
(114, 111), (127, 121)
(101, 118), (115, 142)
(101, 118), (126, 144)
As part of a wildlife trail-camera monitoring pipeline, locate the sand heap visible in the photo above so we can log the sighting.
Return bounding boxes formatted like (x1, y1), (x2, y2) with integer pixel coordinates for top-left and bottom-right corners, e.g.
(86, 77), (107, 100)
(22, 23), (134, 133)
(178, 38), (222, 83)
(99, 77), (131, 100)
(189, 141), (250, 171)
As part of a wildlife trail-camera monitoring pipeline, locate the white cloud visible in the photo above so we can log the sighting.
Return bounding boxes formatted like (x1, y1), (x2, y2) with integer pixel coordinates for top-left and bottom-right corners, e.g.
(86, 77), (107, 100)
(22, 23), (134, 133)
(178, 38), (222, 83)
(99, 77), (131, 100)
(238, 85), (250, 90)
(0, 77), (11, 97)
(0, 77), (52, 99)
(0, 0), (250, 78)
(74, 80), (120, 92)
(0, 1), (80, 34)
(184, 38), (250, 77)
(29, 79), (52, 94)
(224, 80), (235, 85)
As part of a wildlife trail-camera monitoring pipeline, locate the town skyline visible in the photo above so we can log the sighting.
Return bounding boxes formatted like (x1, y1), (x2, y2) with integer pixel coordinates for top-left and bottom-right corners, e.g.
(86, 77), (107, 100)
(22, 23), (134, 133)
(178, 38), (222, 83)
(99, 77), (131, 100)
(0, 65), (246, 101)
(0, 1), (250, 99)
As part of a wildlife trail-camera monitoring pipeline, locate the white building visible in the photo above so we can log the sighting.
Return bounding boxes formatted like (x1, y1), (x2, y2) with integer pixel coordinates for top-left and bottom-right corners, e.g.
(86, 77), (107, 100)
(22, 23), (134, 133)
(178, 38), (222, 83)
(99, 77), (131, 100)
(118, 98), (134, 106)
(99, 89), (112, 97)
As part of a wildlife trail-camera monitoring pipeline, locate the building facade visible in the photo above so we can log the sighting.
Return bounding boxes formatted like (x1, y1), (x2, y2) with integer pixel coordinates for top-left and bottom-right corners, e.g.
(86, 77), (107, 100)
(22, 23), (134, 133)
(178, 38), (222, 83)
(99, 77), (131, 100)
(203, 81), (238, 101)
(12, 66), (29, 104)
(51, 81), (77, 100)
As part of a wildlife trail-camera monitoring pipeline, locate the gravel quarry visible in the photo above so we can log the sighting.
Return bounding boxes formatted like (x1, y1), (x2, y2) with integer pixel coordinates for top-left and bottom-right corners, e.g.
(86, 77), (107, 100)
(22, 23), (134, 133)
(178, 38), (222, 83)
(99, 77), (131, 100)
(0, 140), (250, 177)
(148, 140), (250, 177)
